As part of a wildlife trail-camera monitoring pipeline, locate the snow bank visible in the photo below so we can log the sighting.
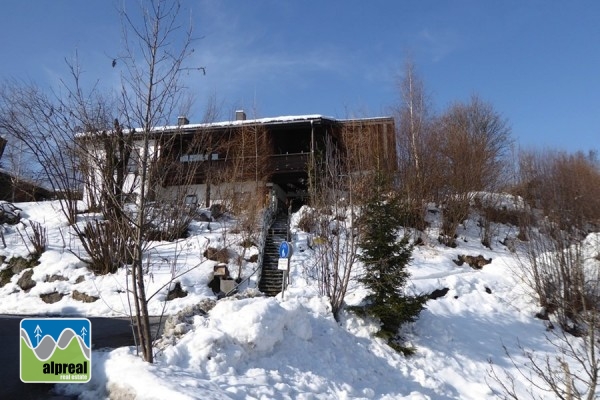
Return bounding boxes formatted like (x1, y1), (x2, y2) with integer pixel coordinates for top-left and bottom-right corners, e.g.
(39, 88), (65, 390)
(3, 200), (597, 399)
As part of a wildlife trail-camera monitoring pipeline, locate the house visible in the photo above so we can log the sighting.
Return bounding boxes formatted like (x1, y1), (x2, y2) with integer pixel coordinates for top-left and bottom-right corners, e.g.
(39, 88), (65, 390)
(0, 170), (54, 202)
(80, 112), (396, 210)
(0, 136), (54, 202)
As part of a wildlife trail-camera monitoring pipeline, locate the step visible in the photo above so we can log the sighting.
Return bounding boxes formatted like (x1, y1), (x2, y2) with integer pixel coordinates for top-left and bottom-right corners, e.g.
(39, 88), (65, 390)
(258, 212), (290, 296)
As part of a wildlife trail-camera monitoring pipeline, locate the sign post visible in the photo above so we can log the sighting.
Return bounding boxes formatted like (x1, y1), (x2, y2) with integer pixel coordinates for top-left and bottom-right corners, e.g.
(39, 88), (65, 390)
(278, 241), (290, 259)
(278, 241), (292, 299)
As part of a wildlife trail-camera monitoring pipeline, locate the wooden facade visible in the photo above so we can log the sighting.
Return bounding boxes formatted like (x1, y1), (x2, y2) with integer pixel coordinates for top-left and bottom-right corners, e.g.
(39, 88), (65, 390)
(157, 115), (396, 200)
(80, 114), (396, 207)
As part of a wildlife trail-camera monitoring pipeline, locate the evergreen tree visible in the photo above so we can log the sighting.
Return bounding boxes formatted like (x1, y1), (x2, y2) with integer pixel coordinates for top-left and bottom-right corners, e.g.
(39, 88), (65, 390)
(354, 174), (426, 354)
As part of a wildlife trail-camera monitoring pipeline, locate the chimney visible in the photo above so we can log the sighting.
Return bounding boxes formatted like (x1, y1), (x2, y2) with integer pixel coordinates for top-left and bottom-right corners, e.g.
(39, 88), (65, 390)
(177, 116), (189, 125)
(235, 110), (246, 121)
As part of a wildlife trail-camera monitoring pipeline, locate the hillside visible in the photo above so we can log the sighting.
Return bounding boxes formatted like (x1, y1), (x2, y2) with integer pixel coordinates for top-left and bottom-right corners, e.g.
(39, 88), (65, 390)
(0, 199), (598, 399)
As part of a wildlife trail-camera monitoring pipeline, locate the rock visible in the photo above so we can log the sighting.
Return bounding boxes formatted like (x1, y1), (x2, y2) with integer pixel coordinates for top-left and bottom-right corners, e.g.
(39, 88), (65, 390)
(40, 291), (64, 304)
(0, 201), (21, 225)
(485, 286), (492, 294)
(453, 254), (492, 269)
(17, 269), (36, 291)
(203, 247), (230, 263)
(428, 287), (450, 300)
(246, 254), (259, 263)
(0, 267), (14, 287)
(500, 236), (517, 253)
(75, 275), (86, 284)
(166, 281), (188, 301)
(197, 212), (211, 222)
(47, 274), (68, 283)
(209, 203), (226, 219)
(8, 256), (40, 274)
(535, 309), (550, 320)
(72, 289), (99, 303)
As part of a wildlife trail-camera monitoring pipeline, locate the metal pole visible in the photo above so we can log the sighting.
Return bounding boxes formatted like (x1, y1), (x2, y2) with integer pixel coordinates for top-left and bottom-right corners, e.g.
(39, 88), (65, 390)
(281, 269), (286, 300)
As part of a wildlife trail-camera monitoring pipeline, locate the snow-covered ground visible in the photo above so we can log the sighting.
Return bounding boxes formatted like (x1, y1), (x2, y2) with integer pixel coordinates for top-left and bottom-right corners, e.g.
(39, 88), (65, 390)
(1, 200), (597, 399)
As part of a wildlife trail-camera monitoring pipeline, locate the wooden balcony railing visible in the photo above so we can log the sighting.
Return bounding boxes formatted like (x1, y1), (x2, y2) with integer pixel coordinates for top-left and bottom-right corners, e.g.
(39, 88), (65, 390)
(270, 153), (309, 173)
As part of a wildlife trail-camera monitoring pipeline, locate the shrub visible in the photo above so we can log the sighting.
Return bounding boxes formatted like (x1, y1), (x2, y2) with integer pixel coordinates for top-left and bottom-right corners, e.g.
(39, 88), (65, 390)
(26, 221), (47, 257)
(440, 199), (470, 247)
(78, 219), (133, 275)
(297, 211), (317, 233)
(144, 203), (193, 242)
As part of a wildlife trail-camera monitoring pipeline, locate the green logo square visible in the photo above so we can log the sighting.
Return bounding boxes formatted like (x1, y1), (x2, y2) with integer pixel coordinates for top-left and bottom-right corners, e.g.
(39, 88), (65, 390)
(20, 318), (91, 383)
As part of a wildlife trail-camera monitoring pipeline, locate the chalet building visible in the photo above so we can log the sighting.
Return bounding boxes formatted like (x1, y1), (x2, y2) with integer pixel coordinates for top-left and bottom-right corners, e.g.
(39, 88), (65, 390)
(81, 112), (396, 209)
(0, 137), (54, 202)
(0, 170), (54, 202)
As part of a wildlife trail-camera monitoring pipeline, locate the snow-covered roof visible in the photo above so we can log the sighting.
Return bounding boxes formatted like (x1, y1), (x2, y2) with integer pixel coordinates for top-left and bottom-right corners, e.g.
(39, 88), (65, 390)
(155, 114), (335, 132)
(76, 114), (394, 138)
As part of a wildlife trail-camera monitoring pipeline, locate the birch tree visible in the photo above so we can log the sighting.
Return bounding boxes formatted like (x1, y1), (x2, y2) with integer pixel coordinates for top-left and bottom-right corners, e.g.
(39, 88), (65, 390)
(395, 61), (440, 231)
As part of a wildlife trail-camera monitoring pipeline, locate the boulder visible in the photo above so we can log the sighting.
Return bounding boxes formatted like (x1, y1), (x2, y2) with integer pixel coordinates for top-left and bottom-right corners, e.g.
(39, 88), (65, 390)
(0, 201), (21, 225)
(453, 254), (492, 269)
(40, 291), (64, 304)
(0, 267), (14, 287)
(8, 256), (40, 274)
(46, 274), (68, 283)
(17, 269), (36, 291)
(428, 287), (450, 300)
(166, 281), (188, 301)
(203, 247), (230, 263)
(72, 289), (99, 303)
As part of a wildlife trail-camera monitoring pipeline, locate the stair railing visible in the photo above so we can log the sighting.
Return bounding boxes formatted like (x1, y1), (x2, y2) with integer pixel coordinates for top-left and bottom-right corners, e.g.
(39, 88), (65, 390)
(224, 188), (278, 296)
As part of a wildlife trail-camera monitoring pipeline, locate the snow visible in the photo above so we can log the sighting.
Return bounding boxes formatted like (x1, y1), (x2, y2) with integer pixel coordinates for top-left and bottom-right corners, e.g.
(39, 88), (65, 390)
(0, 199), (597, 399)
(78, 114), (395, 139)
(77, 115), (339, 138)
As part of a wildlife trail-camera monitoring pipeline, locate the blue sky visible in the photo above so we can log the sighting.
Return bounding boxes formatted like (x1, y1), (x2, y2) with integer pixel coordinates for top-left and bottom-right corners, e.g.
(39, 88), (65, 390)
(1, 1), (598, 152)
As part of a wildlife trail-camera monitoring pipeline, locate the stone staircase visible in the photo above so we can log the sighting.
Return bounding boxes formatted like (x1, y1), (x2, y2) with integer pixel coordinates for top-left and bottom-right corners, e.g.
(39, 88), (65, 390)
(258, 213), (289, 296)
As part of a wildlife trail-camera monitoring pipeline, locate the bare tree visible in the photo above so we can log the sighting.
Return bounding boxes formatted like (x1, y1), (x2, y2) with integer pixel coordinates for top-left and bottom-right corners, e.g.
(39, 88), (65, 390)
(490, 237), (600, 399)
(309, 135), (360, 320)
(0, 0), (207, 364)
(489, 150), (600, 399)
(395, 64), (435, 195)
(436, 95), (512, 246)
(109, 0), (199, 363)
(209, 121), (272, 280)
(0, 78), (101, 223)
(515, 150), (600, 326)
(391, 61), (449, 240)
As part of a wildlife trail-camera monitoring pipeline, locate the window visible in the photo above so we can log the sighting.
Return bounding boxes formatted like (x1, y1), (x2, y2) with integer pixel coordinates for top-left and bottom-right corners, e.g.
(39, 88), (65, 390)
(184, 194), (198, 205)
(180, 153), (218, 162)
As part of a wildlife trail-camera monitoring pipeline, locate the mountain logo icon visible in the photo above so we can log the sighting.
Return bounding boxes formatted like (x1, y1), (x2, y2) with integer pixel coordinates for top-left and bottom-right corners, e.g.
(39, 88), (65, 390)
(20, 318), (91, 383)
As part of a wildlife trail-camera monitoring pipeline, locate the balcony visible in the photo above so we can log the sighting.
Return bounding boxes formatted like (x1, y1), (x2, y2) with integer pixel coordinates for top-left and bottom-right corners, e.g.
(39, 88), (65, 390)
(270, 153), (309, 173)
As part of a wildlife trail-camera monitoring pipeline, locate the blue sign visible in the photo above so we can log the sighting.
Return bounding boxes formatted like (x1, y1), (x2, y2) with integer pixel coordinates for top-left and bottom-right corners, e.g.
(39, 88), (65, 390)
(279, 241), (291, 258)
